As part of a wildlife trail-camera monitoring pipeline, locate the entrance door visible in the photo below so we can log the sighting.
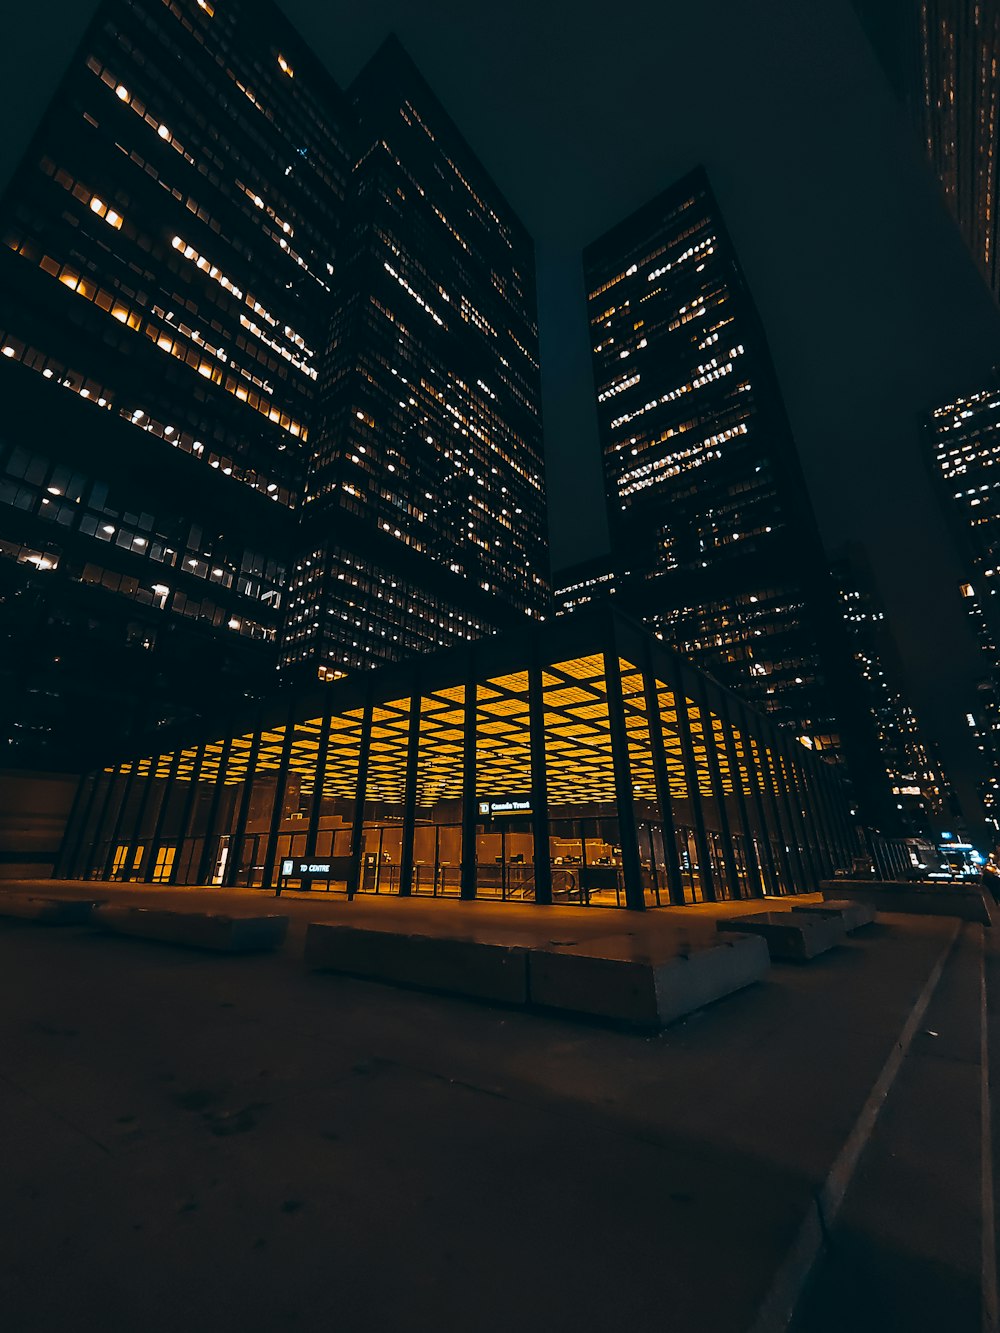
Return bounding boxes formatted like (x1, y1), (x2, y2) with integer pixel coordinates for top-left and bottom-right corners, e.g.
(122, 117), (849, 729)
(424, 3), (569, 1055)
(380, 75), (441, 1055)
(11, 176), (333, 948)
(151, 845), (176, 883)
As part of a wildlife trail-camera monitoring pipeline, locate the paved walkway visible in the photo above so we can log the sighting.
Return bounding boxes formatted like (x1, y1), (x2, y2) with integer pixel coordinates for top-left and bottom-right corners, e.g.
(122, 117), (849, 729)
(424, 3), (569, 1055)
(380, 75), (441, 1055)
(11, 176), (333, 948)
(0, 887), (988, 1331)
(0, 875), (813, 953)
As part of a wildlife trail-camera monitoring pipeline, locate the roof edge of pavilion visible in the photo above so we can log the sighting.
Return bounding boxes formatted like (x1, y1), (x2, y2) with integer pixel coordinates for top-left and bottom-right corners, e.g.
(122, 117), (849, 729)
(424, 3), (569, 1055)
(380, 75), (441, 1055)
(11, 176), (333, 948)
(109, 601), (830, 772)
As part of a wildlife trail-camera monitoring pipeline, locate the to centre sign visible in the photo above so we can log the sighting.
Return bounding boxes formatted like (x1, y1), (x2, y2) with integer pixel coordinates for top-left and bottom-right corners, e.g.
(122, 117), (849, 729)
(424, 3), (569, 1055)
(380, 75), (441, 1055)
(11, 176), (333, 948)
(478, 798), (532, 818)
(281, 859), (334, 877)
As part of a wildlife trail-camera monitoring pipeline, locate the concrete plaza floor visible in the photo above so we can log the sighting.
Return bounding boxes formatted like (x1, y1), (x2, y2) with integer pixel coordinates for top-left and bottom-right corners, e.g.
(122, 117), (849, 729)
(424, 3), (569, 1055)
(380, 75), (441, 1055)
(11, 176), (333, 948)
(0, 880), (995, 1331)
(1, 874), (813, 952)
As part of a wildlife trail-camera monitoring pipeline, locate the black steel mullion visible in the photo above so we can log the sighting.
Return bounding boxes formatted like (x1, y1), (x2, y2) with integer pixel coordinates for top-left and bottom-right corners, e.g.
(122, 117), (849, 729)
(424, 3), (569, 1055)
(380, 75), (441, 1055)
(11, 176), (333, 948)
(719, 695), (764, 899)
(641, 648), (686, 906)
(460, 647), (478, 900)
(224, 714), (264, 887)
(173, 740), (207, 884)
(777, 744), (818, 891)
(762, 740), (800, 894)
(348, 692), (374, 898)
(261, 698), (299, 891)
(671, 660), (716, 902)
(528, 646), (552, 906)
(195, 730), (234, 884)
(736, 705), (780, 895)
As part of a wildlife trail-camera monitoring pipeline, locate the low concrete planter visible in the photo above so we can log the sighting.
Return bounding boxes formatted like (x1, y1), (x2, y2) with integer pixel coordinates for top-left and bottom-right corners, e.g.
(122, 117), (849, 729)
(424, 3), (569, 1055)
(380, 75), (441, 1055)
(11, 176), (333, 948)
(0, 895), (102, 925)
(717, 911), (845, 961)
(304, 924), (530, 1003)
(527, 933), (769, 1027)
(95, 906), (289, 952)
(791, 899), (876, 931)
(820, 880), (994, 927)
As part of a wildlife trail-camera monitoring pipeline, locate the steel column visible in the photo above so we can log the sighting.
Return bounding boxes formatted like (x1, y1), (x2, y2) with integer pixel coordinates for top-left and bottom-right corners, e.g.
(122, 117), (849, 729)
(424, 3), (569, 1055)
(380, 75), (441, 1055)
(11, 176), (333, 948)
(195, 730), (234, 885)
(348, 692), (374, 898)
(670, 660), (716, 902)
(261, 699), (299, 891)
(460, 648), (479, 900)
(718, 695), (765, 898)
(604, 646), (645, 911)
(640, 646), (686, 906)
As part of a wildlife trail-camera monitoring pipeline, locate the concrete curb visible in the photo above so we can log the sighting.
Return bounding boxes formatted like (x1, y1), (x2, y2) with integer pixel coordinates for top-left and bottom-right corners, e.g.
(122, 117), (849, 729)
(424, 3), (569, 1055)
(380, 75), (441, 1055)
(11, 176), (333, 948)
(94, 906), (290, 952)
(981, 933), (997, 1333)
(747, 918), (961, 1333)
(821, 880), (994, 926)
(0, 894), (103, 924)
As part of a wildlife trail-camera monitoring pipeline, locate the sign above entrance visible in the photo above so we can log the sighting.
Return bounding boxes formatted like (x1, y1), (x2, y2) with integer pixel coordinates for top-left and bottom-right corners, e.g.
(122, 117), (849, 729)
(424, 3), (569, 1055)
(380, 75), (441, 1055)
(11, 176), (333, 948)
(478, 798), (532, 818)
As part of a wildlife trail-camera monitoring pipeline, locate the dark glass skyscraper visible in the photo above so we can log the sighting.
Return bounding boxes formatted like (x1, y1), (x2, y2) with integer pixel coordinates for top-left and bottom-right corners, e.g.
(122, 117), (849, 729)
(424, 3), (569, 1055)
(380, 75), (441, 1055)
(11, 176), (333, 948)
(583, 172), (832, 738)
(0, 2), (548, 768)
(853, 0), (1000, 302)
(580, 168), (894, 827)
(281, 37), (548, 679)
(0, 0), (353, 765)
(927, 378), (1000, 831)
(831, 545), (950, 836)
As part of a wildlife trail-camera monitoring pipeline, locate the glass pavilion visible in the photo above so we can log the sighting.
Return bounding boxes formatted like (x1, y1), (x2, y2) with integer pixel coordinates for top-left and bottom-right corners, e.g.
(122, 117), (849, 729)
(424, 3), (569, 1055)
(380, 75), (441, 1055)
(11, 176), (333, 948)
(57, 606), (854, 908)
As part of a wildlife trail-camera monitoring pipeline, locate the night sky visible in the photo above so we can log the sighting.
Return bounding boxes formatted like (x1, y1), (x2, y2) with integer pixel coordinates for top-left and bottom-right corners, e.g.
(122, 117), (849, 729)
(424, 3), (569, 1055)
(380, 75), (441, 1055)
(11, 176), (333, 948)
(3, 0), (1000, 828)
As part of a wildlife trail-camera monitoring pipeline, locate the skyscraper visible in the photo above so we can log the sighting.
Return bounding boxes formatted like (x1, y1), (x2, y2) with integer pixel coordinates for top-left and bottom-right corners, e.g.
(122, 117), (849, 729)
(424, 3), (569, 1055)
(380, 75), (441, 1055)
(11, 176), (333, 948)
(0, 0), (353, 765)
(831, 545), (950, 836)
(853, 0), (1000, 301)
(579, 167), (898, 828)
(927, 378), (1000, 830)
(280, 36), (548, 679)
(0, 1), (548, 769)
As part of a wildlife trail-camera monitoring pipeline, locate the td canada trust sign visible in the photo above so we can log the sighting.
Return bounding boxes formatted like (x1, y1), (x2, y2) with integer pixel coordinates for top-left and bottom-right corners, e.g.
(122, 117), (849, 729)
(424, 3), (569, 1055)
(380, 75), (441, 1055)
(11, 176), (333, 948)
(477, 798), (532, 818)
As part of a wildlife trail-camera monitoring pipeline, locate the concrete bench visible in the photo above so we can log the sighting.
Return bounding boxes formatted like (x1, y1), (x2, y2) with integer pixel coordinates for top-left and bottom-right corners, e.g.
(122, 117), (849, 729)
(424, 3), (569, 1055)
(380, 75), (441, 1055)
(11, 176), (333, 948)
(0, 895), (103, 925)
(304, 924), (529, 1004)
(791, 899), (876, 931)
(94, 906), (289, 952)
(527, 932), (769, 1028)
(820, 880), (994, 926)
(717, 911), (845, 961)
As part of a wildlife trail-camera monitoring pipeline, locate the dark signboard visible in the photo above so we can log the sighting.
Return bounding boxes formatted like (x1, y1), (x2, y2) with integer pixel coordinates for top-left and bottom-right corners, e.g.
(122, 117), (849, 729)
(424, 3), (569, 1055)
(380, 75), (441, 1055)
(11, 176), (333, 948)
(280, 857), (351, 877)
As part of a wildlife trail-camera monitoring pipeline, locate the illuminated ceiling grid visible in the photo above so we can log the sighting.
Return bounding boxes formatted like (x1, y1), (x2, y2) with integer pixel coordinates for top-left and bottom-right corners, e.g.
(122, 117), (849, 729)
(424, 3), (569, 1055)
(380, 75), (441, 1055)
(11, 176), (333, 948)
(544, 656), (616, 807)
(619, 661), (659, 804)
(366, 696), (411, 806)
(321, 710), (365, 800)
(655, 684), (691, 800)
(476, 674), (532, 799)
(416, 687), (466, 809)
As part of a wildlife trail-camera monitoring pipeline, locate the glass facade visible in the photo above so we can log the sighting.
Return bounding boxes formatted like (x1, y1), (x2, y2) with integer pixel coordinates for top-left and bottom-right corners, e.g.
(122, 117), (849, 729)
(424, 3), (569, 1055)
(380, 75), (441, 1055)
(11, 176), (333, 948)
(0, 0), (353, 763)
(58, 607), (853, 906)
(581, 167), (847, 758)
(0, 4), (549, 770)
(283, 36), (549, 680)
(928, 379), (1000, 830)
